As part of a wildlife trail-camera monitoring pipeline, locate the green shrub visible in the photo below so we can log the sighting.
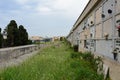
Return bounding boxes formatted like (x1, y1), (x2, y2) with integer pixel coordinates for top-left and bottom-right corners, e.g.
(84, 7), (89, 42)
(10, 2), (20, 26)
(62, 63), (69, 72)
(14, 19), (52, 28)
(70, 53), (104, 80)
(70, 51), (104, 74)
(71, 52), (82, 59)
(82, 52), (94, 61)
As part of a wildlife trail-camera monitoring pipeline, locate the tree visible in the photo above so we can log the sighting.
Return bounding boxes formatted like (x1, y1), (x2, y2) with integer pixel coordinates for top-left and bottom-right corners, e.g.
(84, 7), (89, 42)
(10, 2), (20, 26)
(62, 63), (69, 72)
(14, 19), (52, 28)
(19, 25), (28, 45)
(3, 20), (29, 47)
(28, 40), (32, 44)
(6, 20), (19, 47)
(60, 37), (65, 41)
(0, 28), (3, 48)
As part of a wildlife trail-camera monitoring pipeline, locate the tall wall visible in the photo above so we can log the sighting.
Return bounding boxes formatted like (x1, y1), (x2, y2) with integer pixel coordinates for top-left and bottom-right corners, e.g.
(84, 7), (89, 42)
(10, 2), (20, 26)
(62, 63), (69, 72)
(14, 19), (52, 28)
(0, 44), (45, 62)
(67, 0), (120, 62)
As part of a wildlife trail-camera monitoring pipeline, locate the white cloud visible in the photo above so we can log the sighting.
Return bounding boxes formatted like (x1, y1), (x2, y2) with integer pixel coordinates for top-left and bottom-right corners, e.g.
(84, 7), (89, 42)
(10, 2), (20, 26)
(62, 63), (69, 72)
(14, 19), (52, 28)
(53, 0), (74, 10)
(23, 5), (32, 9)
(35, 0), (89, 17)
(14, 0), (89, 17)
(52, 0), (89, 17)
(0, 0), (89, 37)
(36, 6), (52, 15)
(15, 0), (30, 5)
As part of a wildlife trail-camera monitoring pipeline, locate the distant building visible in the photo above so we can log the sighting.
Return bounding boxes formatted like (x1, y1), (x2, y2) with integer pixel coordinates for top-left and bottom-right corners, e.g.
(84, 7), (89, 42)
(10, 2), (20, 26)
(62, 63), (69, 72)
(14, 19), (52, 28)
(67, 0), (120, 62)
(52, 36), (65, 41)
(52, 36), (60, 42)
(29, 36), (43, 43)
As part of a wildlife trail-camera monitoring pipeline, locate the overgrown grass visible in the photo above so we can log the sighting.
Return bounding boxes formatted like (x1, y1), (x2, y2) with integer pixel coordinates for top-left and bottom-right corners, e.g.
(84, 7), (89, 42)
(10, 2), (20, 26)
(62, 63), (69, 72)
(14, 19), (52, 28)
(0, 41), (103, 80)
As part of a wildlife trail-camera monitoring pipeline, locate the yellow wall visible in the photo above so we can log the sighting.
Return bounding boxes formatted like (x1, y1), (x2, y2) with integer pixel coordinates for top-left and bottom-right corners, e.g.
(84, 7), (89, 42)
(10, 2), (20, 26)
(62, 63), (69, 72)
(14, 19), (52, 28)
(79, 40), (85, 52)
(84, 28), (90, 39)
(95, 24), (102, 39)
(88, 13), (95, 26)
(116, 0), (120, 14)
(103, 19), (112, 38)
(95, 7), (102, 24)
(80, 31), (85, 40)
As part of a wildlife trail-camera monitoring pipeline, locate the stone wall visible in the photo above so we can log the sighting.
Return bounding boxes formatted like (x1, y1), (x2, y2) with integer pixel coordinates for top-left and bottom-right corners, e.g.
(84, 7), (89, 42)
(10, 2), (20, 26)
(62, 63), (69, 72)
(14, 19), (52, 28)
(0, 45), (40, 62)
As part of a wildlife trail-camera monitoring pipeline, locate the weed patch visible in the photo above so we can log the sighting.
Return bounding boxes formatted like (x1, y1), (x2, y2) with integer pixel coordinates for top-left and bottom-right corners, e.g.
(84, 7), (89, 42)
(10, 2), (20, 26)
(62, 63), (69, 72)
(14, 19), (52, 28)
(0, 41), (104, 80)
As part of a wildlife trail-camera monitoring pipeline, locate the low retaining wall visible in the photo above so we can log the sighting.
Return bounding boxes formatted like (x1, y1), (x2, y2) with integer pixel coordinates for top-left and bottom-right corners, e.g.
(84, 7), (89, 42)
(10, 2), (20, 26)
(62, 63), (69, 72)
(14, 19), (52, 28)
(0, 45), (40, 62)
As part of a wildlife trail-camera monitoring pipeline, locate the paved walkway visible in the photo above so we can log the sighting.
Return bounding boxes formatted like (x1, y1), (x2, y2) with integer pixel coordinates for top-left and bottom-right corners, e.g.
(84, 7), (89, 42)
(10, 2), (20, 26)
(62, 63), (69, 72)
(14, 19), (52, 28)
(102, 56), (120, 80)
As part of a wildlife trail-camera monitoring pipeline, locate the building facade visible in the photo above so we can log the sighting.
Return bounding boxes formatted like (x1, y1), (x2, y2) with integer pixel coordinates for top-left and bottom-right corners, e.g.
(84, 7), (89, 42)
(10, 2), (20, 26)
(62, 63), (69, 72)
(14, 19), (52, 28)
(67, 0), (120, 62)
(29, 36), (43, 43)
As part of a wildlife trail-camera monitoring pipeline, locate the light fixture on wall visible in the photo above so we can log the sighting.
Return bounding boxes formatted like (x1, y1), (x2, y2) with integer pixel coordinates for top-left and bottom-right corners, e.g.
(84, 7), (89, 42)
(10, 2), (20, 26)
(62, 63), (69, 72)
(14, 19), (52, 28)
(108, 9), (112, 14)
(104, 33), (109, 40)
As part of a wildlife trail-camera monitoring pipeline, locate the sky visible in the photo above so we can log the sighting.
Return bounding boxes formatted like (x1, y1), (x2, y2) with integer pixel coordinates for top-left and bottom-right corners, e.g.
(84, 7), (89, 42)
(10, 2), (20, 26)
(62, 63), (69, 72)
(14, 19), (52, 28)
(0, 0), (89, 37)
